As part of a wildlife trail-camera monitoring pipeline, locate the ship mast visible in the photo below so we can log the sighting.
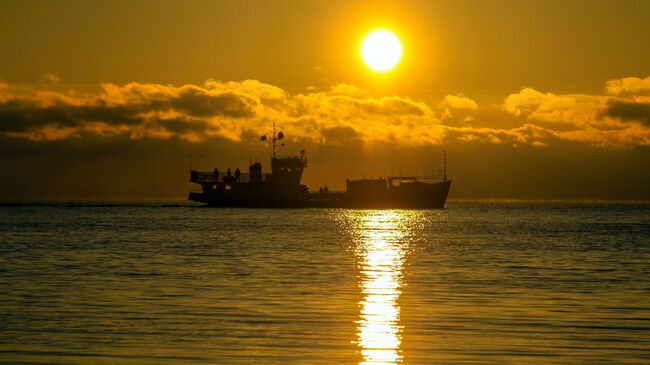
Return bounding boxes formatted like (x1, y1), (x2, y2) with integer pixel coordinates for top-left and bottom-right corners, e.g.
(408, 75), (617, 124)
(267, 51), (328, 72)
(272, 123), (276, 158)
(443, 149), (447, 181)
(259, 123), (284, 160)
(271, 122), (284, 158)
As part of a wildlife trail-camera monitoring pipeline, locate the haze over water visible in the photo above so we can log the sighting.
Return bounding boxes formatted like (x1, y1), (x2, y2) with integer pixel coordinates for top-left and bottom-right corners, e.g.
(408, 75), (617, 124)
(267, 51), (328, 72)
(1, 203), (649, 364)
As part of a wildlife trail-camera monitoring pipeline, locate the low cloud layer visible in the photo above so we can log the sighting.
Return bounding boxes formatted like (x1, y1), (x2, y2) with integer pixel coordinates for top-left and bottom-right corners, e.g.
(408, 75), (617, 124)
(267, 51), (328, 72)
(502, 80), (650, 147)
(605, 76), (650, 96)
(1, 76), (649, 148)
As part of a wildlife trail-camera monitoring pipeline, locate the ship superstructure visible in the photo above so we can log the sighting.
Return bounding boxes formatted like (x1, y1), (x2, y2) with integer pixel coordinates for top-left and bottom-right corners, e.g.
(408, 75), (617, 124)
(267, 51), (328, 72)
(188, 126), (451, 208)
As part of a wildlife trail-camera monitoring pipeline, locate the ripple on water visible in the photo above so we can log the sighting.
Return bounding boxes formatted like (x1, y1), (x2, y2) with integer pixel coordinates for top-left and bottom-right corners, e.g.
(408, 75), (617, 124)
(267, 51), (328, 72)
(0, 204), (649, 364)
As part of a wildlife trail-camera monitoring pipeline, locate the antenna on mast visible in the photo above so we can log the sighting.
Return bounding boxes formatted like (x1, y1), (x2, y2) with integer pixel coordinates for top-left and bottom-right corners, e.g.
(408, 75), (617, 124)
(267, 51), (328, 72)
(260, 123), (285, 159)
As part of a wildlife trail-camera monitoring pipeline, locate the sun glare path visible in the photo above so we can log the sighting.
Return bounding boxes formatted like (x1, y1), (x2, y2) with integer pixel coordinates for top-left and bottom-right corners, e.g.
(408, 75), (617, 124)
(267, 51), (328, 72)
(346, 210), (414, 365)
(361, 29), (403, 73)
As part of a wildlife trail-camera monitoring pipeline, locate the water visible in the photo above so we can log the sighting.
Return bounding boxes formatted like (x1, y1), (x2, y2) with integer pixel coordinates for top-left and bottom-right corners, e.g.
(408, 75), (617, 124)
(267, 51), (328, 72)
(1, 203), (649, 364)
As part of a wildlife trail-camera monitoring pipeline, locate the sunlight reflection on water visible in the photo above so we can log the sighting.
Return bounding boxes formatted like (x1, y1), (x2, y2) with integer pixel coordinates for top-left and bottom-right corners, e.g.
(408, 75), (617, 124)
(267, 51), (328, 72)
(2, 205), (649, 364)
(344, 210), (418, 365)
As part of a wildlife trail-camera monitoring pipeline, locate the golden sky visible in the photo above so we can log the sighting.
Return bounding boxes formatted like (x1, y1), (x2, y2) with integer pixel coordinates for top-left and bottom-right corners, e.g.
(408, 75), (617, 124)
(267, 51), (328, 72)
(0, 0), (649, 200)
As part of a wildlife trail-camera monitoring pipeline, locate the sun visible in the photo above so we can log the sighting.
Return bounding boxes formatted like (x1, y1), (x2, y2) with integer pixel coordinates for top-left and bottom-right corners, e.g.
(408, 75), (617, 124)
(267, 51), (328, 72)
(360, 29), (403, 73)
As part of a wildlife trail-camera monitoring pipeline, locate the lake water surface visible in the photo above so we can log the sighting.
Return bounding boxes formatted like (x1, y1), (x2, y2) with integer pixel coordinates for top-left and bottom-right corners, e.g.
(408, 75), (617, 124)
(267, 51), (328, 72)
(1, 203), (649, 364)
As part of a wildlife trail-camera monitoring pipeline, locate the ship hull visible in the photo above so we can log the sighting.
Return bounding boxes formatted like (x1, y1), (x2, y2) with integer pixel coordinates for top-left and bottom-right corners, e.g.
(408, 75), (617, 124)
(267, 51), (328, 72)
(189, 180), (451, 209)
(188, 192), (311, 208)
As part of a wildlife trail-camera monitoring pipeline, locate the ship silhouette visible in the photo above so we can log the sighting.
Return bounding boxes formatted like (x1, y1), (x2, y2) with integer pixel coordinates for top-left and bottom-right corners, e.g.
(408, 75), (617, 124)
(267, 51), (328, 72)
(189, 125), (451, 208)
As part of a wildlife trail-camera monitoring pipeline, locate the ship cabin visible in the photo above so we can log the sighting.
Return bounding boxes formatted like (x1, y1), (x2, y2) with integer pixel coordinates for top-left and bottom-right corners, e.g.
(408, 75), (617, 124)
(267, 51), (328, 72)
(189, 152), (308, 196)
(265, 155), (306, 186)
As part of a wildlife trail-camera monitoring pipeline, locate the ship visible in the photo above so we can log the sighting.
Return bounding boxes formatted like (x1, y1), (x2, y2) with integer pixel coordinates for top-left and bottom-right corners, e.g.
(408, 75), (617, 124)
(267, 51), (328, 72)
(188, 126), (451, 208)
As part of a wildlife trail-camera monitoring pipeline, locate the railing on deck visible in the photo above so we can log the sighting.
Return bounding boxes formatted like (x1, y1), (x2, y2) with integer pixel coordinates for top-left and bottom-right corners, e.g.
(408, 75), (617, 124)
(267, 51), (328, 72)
(387, 169), (447, 181)
(191, 171), (250, 184)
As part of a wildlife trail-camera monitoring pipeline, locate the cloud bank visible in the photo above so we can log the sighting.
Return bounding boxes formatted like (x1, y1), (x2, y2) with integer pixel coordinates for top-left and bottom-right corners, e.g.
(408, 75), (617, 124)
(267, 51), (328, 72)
(1, 76), (649, 148)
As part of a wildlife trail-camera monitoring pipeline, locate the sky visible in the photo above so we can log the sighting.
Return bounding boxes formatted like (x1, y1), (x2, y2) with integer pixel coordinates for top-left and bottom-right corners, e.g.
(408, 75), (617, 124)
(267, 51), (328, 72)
(1, 0), (649, 200)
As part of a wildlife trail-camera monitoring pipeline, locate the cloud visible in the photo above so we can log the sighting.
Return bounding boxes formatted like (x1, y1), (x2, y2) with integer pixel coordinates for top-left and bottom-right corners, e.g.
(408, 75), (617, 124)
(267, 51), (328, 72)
(447, 123), (552, 147)
(1, 77), (650, 148)
(0, 79), (448, 145)
(320, 126), (362, 145)
(0, 81), (263, 142)
(438, 94), (478, 126)
(605, 100), (650, 126)
(171, 88), (256, 118)
(501, 79), (650, 147)
(503, 87), (604, 125)
(605, 76), (650, 96)
(441, 94), (478, 111)
(40, 72), (60, 84)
